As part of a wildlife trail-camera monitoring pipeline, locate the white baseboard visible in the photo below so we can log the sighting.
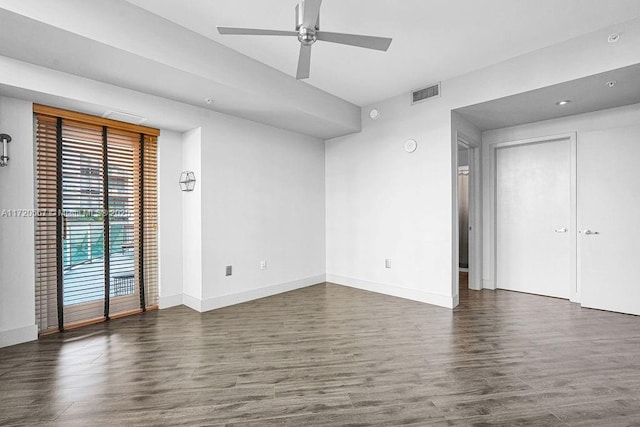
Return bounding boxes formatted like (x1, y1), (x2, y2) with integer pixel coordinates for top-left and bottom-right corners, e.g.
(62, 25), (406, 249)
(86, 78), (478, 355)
(182, 293), (202, 312)
(482, 279), (496, 290)
(181, 275), (326, 313)
(326, 274), (456, 309)
(0, 324), (38, 348)
(159, 293), (183, 309)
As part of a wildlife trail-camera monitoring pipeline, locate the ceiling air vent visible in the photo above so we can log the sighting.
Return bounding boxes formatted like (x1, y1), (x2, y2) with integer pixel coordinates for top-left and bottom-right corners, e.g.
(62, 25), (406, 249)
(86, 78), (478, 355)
(103, 110), (147, 125)
(411, 82), (441, 105)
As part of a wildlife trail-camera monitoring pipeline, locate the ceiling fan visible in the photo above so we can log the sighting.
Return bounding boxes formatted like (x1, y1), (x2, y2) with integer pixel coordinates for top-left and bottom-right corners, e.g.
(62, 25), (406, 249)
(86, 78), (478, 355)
(217, 0), (392, 80)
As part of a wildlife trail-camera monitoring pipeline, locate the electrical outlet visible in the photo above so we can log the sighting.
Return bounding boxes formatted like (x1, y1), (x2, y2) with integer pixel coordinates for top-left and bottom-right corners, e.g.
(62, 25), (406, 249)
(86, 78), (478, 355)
(385, 258), (391, 269)
(225, 265), (232, 276)
(260, 260), (267, 270)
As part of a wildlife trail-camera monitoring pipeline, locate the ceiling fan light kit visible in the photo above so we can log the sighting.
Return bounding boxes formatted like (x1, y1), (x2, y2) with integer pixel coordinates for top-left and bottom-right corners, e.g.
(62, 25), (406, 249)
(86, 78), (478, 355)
(217, 0), (392, 80)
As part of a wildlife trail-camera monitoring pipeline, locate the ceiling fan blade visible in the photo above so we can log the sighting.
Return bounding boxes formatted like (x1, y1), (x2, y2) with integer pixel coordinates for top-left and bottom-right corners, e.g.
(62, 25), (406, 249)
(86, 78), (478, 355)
(317, 31), (392, 51)
(302, 0), (322, 28)
(296, 44), (312, 79)
(217, 27), (297, 36)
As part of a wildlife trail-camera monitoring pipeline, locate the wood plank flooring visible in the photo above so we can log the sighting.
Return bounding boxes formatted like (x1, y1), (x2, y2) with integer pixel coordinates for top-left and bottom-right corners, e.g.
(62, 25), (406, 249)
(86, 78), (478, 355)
(2, 276), (640, 425)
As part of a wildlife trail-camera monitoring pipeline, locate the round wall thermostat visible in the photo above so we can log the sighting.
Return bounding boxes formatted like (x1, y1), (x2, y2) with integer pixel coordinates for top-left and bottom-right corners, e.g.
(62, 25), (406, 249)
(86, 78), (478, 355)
(404, 139), (417, 153)
(369, 108), (380, 120)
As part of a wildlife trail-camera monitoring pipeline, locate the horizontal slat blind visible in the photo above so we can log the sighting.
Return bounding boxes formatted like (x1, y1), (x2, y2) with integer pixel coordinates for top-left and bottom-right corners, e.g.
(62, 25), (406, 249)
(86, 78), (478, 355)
(108, 129), (144, 316)
(35, 115), (59, 332)
(60, 120), (106, 326)
(143, 134), (159, 308)
(35, 107), (159, 334)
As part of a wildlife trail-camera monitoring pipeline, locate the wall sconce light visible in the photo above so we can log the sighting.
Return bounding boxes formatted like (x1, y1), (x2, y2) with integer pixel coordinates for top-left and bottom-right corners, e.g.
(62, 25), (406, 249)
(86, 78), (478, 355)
(179, 171), (196, 192)
(0, 134), (11, 167)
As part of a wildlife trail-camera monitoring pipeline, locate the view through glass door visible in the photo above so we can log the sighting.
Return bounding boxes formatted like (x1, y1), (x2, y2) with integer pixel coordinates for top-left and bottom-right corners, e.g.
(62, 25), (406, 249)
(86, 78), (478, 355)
(61, 123), (140, 324)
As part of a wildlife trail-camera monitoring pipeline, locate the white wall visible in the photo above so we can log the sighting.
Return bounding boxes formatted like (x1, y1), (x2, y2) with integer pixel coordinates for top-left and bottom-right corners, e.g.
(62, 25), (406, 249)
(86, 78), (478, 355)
(157, 130), (183, 308)
(326, 102), (456, 308)
(325, 18), (640, 308)
(181, 127), (203, 306)
(196, 115), (326, 311)
(160, 111), (327, 313)
(0, 97), (37, 347)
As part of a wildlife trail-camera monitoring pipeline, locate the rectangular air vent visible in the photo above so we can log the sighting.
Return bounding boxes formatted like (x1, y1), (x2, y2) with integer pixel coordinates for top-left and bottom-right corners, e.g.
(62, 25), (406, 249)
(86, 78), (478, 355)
(411, 82), (441, 105)
(103, 110), (147, 125)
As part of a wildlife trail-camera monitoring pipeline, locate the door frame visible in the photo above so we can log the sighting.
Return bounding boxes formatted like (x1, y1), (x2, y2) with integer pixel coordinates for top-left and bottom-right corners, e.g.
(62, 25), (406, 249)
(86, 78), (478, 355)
(456, 132), (482, 292)
(485, 132), (579, 302)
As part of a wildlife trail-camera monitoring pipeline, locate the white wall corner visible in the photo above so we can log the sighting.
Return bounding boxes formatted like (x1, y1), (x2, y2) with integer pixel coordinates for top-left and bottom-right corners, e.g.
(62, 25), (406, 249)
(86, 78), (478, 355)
(158, 294), (183, 309)
(200, 275), (326, 313)
(182, 293), (203, 312)
(326, 274), (456, 309)
(0, 325), (38, 348)
(482, 279), (496, 290)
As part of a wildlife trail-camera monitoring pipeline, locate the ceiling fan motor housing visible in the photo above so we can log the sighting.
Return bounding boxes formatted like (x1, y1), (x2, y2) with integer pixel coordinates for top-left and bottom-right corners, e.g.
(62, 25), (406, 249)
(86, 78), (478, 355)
(295, 2), (320, 31)
(298, 27), (317, 45)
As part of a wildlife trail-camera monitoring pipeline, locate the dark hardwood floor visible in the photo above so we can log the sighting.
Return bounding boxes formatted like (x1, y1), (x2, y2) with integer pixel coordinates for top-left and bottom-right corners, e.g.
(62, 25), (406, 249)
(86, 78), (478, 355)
(2, 276), (640, 426)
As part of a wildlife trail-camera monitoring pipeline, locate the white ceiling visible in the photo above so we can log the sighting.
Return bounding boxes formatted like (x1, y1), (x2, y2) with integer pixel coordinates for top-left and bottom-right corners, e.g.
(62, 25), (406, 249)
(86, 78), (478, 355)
(456, 63), (640, 131)
(126, 0), (640, 106)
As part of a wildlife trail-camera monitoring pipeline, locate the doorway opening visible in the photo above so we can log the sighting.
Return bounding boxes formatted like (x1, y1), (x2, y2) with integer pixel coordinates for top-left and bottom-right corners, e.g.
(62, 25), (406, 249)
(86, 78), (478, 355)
(458, 148), (470, 288)
(455, 135), (481, 297)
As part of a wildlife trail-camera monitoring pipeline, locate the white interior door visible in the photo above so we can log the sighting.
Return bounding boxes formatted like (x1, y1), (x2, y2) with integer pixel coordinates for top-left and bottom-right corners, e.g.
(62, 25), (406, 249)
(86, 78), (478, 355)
(496, 138), (572, 299)
(579, 125), (640, 315)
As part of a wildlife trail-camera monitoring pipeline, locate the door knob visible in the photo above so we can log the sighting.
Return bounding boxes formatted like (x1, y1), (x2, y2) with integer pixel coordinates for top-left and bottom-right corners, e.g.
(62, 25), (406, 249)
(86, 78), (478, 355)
(580, 229), (599, 235)
(554, 228), (568, 233)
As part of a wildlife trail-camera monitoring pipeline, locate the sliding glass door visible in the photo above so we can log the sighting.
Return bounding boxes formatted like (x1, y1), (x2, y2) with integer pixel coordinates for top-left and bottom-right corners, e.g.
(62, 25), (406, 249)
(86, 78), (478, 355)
(60, 123), (143, 324)
(105, 130), (144, 316)
(35, 106), (158, 333)
(60, 121), (108, 324)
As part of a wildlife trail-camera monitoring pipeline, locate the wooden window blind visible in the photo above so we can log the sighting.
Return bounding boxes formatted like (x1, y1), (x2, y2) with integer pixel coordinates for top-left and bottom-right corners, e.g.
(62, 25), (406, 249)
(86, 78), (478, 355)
(34, 105), (159, 333)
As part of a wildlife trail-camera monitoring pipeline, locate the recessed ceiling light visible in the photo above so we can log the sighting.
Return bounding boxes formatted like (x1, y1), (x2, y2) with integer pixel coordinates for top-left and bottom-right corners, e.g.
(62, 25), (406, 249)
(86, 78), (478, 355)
(369, 108), (380, 120)
(555, 100), (572, 106)
(606, 80), (617, 88)
(205, 98), (214, 104)
(608, 33), (621, 43)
